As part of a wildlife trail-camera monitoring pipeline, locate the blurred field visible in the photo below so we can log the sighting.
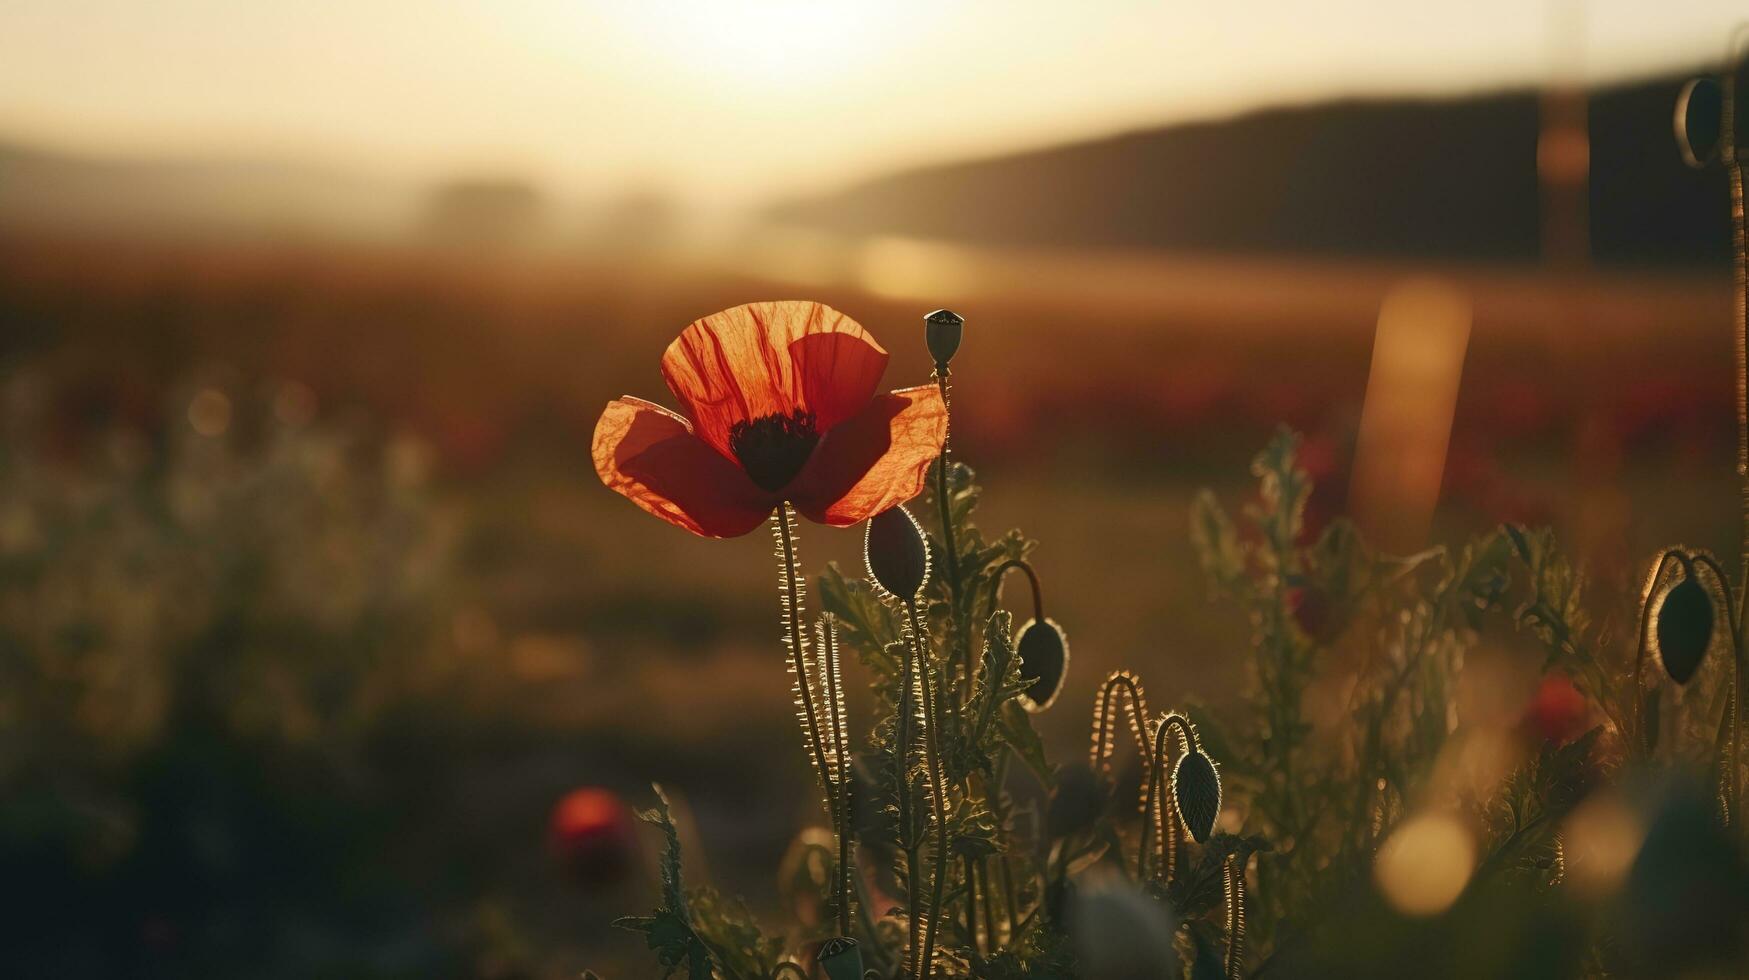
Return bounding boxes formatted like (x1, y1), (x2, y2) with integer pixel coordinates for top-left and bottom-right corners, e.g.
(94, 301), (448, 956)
(0, 230), (1743, 975)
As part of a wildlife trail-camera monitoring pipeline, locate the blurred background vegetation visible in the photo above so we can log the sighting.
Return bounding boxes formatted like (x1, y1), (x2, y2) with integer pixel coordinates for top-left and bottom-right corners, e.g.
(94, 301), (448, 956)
(1, 2), (1747, 975)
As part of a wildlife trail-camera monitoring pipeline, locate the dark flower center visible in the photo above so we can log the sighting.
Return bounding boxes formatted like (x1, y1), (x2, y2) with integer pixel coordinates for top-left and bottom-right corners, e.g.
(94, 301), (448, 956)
(729, 410), (820, 492)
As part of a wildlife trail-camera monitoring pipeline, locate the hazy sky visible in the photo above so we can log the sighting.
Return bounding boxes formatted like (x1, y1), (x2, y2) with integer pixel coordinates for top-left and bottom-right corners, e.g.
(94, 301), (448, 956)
(1, 1), (1743, 208)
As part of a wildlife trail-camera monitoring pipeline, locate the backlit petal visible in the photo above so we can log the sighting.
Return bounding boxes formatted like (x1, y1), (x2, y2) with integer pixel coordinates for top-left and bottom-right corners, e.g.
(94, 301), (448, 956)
(592, 397), (776, 538)
(789, 386), (948, 526)
(660, 301), (887, 459)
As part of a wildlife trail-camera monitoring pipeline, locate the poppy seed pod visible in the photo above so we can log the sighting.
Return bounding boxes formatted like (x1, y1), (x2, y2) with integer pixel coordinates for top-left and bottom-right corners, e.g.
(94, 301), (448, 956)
(1675, 76), (1724, 168)
(1172, 750), (1222, 844)
(864, 505), (930, 601)
(1016, 617), (1070, 712)
(1655, 574), (1714, 685)
(924, 308), (964, 368)
(816, 937), (864, 980)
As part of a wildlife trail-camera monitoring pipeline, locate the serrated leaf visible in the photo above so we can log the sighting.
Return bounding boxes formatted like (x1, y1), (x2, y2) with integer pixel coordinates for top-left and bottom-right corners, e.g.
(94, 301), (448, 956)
(999, 699), (1053, 785)
(1190, 489), (1245, 591)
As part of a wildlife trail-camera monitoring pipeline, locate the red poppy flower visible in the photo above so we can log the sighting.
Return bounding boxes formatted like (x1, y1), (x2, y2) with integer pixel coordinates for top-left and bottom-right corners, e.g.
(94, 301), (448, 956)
(549, 786), (637, 884)
(593, 301), (948, 537)
(1522, 671), (1589, 745)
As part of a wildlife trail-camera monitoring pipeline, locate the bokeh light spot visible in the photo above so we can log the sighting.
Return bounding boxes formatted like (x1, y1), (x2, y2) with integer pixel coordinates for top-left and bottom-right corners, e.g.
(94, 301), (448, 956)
(188, 388), (232, 437)
(1375, 811), (1476, 916)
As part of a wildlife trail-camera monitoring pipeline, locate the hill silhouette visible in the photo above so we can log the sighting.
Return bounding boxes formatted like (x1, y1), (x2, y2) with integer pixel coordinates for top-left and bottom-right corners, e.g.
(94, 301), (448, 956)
(770, 73), (1733, 267)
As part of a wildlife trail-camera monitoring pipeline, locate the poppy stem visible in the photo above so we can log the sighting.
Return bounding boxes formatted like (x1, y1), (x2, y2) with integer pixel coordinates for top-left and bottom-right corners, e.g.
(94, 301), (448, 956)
(1634, 549), (1685, 756)
(1690, 551), (1746, 823)
(932, 366), (968, 697)
(894, 602), (922, 971)
(987, 559), (1045, 623)
(1225, 852), (1248, 980)
(1138, 713), (1196, 882)
(1090, 671), (1152, 826)
(818, 619), (855, 936)
(906, 599), (952, 980)
(1728, 55), (1748, 832)
(770, 505), (841, 866)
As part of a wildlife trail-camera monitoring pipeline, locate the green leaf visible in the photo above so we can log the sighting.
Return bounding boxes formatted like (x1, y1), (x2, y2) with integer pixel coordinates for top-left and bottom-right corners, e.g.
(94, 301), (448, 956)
(1189, 489), (1245, 592)
(998, 700), (1053, 786)
(818, 561), (901, 673)
(614, 785), (718, 979)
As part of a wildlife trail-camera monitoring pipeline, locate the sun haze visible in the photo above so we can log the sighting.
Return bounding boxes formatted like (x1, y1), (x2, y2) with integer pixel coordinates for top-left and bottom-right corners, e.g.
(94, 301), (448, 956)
(0, 0), (1743, 207)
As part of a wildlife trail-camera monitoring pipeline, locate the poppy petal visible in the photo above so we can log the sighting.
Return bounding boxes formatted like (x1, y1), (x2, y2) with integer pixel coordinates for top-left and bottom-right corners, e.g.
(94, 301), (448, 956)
(592, 397), (776, 538)
(789, 385), (947, 526)
(661, 301), (887, 460)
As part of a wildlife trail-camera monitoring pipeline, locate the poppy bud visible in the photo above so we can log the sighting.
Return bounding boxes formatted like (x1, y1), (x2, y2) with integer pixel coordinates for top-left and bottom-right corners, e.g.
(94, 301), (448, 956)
(816, 937), (864, 980)
(924, 309), (964, 368)
(1675, 76), (1723, 168)
(1522, 671), (1588, 745)
(1016, 617), (1070, 712)
(549, 787), (638, 885)
(1655, 574), (1713, 685)
(865, 505), (930, 602)
(1172, 750), (1222, 844)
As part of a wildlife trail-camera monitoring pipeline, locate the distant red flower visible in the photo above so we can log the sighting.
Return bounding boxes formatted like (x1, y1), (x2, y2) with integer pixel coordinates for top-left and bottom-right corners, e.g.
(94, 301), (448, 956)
(593, 301), (947, 537)
(550, 787), (637, 884)
(1522, 672), (1589, 745)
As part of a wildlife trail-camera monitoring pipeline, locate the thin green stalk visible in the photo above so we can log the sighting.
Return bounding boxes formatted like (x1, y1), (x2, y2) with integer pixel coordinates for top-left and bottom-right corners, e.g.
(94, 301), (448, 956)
(964, 854), (978, 955)
(908, 600), (952, 980)
(1139, 713), (1195, 882)
(772, 504), (835, 820)
(896, 625), (921, 967)
(851, 863), (891, 974)
(819, 620), (854, 936)
(932, 367), (968, 698)
(1726, 46), (1746, 834)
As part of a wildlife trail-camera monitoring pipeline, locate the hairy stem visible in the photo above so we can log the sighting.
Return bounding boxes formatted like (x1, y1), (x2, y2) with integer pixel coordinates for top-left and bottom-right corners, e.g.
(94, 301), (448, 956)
(818, 620), (854, 935)
(1090, 671), (1152, 827)
(1225, 854), (1248, 980)
(1635, 550), (1686, 756)
(896, 627), (921, 969)
(909, 600), (952, 980)
(932, 367), (968, 699)
(1139, 713), (1196, 882)
(770, 507), (841, 879)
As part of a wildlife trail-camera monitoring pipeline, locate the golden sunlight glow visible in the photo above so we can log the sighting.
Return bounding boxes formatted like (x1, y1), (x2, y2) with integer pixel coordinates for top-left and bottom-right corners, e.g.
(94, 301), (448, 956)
(619, 1), (889, 85)
(1, 2), (1744, 205)
(1351, 278), (1473, 550)
(1375, 811), (1477, 916)
(1562, 792), (1645, 897)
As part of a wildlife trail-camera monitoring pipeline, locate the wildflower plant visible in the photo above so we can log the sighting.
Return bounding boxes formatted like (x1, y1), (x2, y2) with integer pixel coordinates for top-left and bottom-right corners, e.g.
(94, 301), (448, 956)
(593, 38), (1749, 974)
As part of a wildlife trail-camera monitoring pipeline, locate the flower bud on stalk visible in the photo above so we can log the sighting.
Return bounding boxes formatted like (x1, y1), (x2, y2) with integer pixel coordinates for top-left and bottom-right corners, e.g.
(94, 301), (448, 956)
(865, 505), (931, 602)
(1675, 76), (1724, 168)
(1017, 618), (1071, 712)
(924, 308), (965, 369)
(1172, 750), (1222, 844)
(816, 937), (864, 980)
(1655, 568), (1714, 685)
